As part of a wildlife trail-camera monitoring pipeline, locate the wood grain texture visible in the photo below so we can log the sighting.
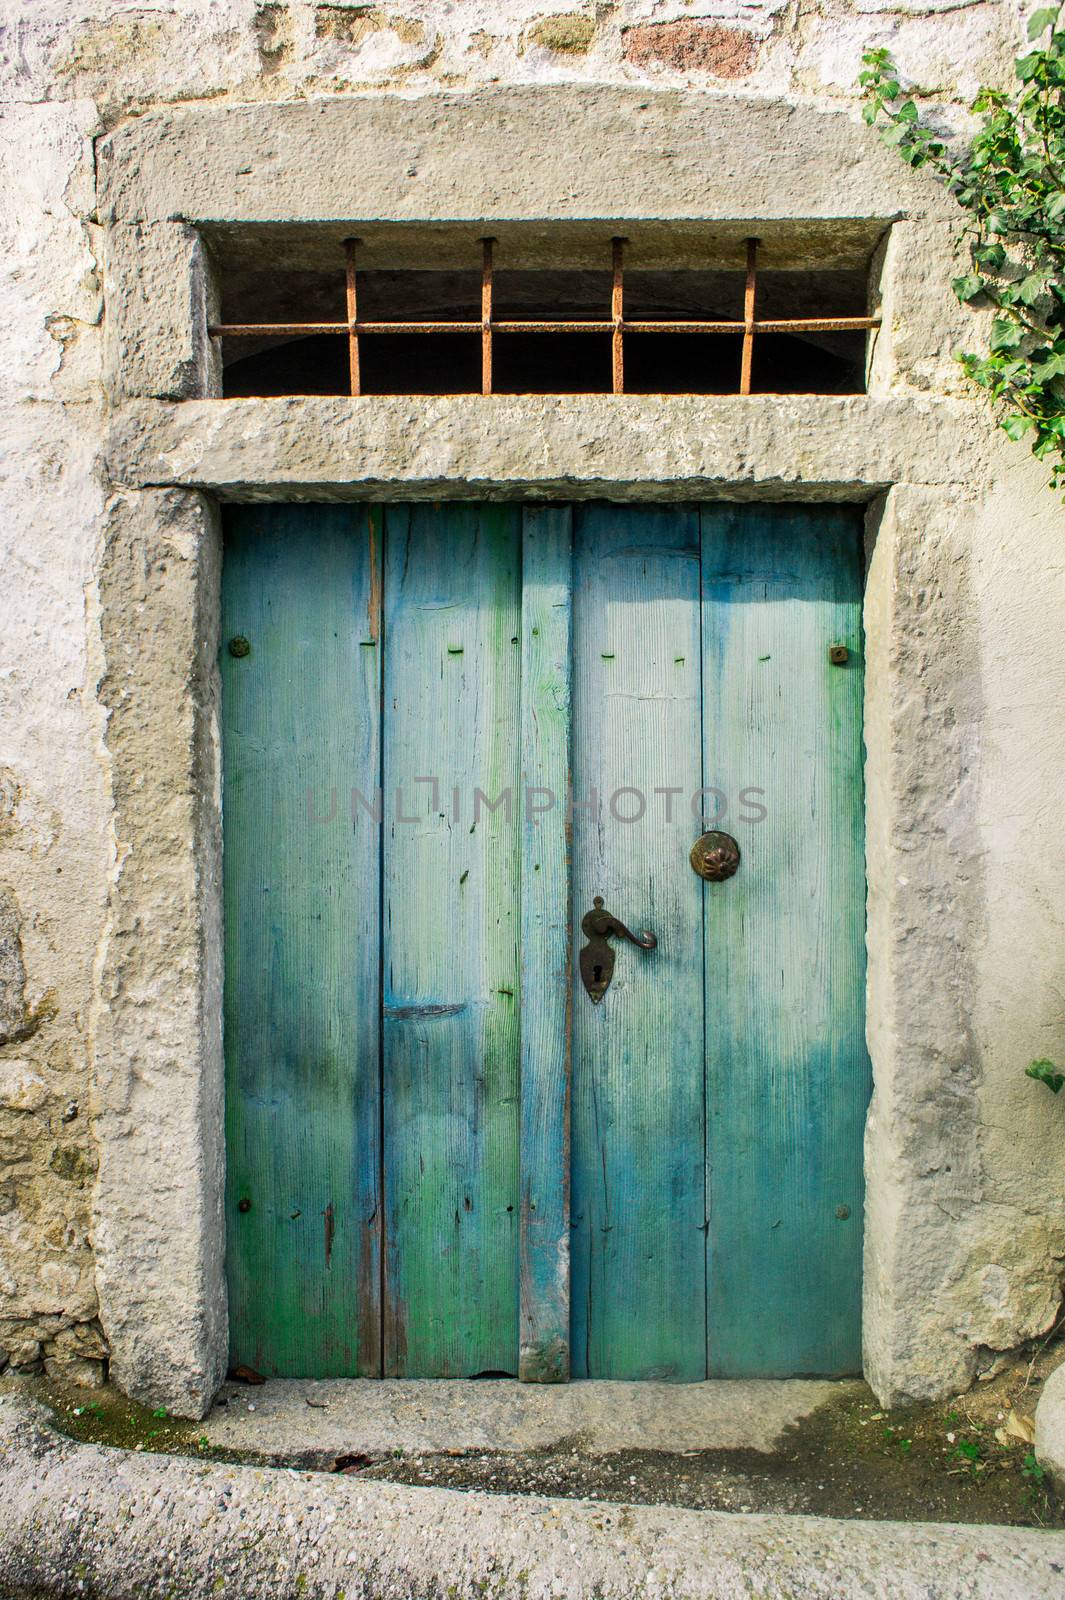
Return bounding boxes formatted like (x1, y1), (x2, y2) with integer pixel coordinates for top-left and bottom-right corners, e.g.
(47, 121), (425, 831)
(570, 503), (707, 1379)
(700, 503), (868, 1377)
(518, 507), (573, 1382)
(381, 503), (522, 1376)
(222, 503), (382, 1377)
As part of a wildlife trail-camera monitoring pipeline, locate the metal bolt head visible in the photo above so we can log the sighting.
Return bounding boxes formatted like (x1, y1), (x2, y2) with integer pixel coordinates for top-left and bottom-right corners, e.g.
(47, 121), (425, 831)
(228, 636), (251, 658)
(836, 1204), (851, 1220)
(238, 1197), (252, 1213)
(828, 643), (849, 665)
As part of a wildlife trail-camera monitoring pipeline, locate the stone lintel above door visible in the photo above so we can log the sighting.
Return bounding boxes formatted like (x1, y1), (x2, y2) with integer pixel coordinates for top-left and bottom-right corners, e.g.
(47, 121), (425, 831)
(107, 394), (986, 504)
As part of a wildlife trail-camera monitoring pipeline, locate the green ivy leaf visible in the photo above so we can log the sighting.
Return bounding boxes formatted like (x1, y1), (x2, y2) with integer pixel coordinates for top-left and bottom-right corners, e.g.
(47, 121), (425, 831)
(990, 317), (1026, 349)
(1018, 273), (1049, 305)
(952, 274), (985, 301)
(1028, 7), (1059, 39)
(1027, 1059), (1065, 1093)
(1032, 354), (1065, 381)
(861, 35), (1065, 497)
(973, 242), (1007, 270)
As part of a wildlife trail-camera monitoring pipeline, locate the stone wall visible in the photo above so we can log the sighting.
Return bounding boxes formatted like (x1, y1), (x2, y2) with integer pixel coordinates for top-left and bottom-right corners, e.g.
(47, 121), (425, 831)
(2, 0), (1062, 1402)
(0, 0), (1027, 118)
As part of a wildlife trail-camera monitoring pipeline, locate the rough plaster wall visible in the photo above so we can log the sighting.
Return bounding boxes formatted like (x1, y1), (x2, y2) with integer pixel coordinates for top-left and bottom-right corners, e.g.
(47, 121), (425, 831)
(0, 0), (1028, 115)
(0, 81), (109, 1383)
(862, 466), (1065, 1404)
(2, 0), (1064, 1407)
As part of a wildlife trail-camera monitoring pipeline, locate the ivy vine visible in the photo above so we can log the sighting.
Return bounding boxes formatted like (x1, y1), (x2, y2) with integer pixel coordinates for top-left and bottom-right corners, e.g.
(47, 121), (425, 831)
(860, 4), (1065, 491)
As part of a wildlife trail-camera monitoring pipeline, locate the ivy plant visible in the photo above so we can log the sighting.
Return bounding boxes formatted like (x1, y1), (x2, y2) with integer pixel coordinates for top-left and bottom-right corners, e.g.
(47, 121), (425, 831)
(1026, 1058), (1065, 1094)
(860, 4), (1065, 490)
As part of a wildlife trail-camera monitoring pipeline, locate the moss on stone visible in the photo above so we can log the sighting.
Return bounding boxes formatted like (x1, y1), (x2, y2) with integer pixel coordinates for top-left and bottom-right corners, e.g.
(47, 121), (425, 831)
(48, 1146), (95, 1184)
(528, 14), (596, 55)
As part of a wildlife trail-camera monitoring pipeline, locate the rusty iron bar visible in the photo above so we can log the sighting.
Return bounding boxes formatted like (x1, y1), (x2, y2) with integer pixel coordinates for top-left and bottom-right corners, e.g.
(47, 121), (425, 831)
(211, 322), (352, 336)
(611, 237), (626, 395)
(345, 238), (361, 397)
(481, 237), (495, 395)
(740, 236), (758, 396)
(624, 316), (880, 334)
(208, 316), (882, 337)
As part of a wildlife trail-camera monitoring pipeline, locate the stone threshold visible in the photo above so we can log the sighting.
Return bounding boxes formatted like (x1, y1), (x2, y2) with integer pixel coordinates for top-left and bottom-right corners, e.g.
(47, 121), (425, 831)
(3, 1394), (1065, 1600)
(204, 1375), (855, 1465)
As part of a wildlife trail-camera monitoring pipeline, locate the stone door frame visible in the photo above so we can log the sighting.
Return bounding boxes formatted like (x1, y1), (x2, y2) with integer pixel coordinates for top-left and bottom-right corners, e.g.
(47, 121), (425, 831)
(95, 87), (993, 1417)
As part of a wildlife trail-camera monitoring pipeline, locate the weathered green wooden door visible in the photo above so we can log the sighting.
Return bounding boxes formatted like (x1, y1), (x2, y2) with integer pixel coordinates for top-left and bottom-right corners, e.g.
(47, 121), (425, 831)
(222, 501), (868, 1379)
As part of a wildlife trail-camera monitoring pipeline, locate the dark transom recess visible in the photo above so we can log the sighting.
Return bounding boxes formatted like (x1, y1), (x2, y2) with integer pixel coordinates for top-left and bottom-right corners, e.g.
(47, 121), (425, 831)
(211, 235), (881, 398)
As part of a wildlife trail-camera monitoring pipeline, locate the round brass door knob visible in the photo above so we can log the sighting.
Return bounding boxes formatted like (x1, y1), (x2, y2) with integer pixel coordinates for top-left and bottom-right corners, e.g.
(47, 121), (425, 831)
(690, 830), (741, 882)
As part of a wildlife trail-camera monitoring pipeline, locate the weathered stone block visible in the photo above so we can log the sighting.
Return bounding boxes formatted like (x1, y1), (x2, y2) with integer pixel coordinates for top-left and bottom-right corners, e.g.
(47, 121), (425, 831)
(93, 489), (226, 1421)
(869, 219), (977, 396)
(97, 91), (953, 227)
(103, 223), (220, 402)
(0, 888), (26, 1043)
(52, 1321), (108, 1361)
(623, 21), (757, 77)
(6, 1335), (41, 1371)
(1036, 1361), (1065, 1489)
(0, 1063), (47, 1115)
(106, 393), (990, 501)
(43, 1352), (106, 1387)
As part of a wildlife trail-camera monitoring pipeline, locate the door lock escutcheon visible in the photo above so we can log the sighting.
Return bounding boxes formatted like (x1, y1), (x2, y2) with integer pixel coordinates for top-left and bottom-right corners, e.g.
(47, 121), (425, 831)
(579, 897), (657, 1004)
(690, 830), (741, 882)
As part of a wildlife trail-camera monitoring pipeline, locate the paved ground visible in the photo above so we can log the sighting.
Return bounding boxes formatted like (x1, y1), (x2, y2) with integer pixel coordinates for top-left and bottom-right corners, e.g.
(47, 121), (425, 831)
(204, 1375), (855, 1463)
(4, 1394), (1065, 1599)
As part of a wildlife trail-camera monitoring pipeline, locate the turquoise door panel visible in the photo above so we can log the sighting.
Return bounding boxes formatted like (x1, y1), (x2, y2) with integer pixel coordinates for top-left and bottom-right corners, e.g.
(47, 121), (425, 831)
(381, 504), (522, 1376)
(701, 504), (868, 1376)
(570, 505), (707, 1379)
(222, 505), (382, 1377)
(518, 507), (574, 1382)
(221, 501), (869, 1380)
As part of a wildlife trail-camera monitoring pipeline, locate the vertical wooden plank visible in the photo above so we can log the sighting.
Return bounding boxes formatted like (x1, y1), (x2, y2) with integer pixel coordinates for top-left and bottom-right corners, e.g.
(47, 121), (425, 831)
(518, 506), (572, 1382)
(570, 503), (706, 1379)
(382, 502), (522, 1376)
(701, 502), (868, 1376)
(222, 503), (382, 1377)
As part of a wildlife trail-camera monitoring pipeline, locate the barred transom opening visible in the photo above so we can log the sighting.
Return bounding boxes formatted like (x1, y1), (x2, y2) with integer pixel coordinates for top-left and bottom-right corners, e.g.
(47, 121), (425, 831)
(208, 226), (882, 398)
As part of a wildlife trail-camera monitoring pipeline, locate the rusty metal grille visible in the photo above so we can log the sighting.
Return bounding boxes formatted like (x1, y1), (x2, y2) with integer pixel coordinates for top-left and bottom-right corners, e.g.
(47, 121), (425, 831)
(209, 235), (881, 397)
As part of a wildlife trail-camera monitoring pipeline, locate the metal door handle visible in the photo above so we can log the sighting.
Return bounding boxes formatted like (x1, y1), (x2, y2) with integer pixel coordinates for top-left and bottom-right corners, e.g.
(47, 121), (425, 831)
(579, 897), (657, 1005)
